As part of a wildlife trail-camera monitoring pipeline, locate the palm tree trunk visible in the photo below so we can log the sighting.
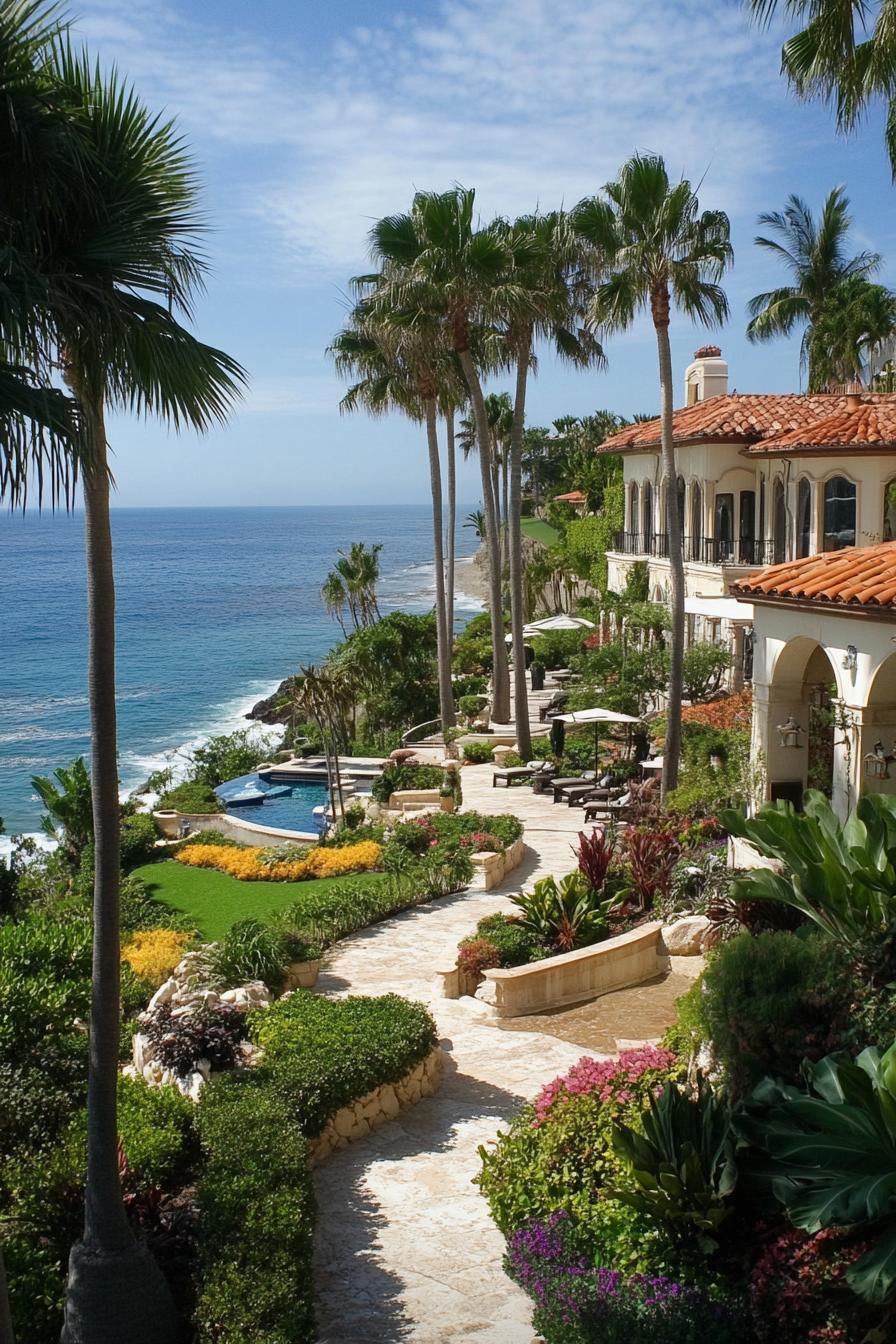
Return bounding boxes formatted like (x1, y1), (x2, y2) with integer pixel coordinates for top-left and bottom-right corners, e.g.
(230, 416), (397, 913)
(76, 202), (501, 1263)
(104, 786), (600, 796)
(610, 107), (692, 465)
(445, 412), (456, 639)
(62, 376), (178, 1344)
(0, 1246), (15, 1344)
(457, 349), (510, 722)
(509, 348), (532, 759)
(501, 451), (510, 581)
(425, 399), (456, 731)
(653, 301), (683, 798)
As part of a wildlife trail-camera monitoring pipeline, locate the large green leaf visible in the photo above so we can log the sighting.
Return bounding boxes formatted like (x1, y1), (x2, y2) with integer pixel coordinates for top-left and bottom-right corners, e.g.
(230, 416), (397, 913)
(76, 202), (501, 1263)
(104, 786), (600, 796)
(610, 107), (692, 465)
(847, 1223), (896, 1305)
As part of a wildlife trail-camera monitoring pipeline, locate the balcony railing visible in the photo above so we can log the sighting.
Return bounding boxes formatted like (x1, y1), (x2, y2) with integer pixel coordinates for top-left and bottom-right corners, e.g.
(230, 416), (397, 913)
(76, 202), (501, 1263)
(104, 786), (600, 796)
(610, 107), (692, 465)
(614, 532), (775, 567)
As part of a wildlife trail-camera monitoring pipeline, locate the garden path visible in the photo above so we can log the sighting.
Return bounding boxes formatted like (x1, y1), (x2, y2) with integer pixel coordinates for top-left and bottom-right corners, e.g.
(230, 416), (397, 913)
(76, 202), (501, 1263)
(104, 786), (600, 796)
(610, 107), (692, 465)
(312, 765), (618, 1344)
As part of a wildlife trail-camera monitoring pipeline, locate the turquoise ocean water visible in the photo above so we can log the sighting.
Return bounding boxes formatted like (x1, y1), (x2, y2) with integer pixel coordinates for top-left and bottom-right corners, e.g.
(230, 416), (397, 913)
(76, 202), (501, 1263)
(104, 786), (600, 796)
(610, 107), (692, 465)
(1, 505), (480, 837)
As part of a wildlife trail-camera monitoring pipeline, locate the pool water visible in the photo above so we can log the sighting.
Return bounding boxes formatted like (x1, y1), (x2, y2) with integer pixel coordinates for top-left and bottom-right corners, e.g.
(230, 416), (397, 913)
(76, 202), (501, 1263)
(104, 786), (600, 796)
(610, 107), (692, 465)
(215, 773), (330, 836)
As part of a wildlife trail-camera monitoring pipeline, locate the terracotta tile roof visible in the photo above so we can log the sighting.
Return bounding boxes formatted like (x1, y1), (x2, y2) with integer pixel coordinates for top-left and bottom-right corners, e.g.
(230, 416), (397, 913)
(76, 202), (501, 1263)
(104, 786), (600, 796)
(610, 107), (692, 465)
(598, 392), (896, 454)
(746, 398), (896, 455)
(731, 541), (896, 609)
(553, 490), (587, 502)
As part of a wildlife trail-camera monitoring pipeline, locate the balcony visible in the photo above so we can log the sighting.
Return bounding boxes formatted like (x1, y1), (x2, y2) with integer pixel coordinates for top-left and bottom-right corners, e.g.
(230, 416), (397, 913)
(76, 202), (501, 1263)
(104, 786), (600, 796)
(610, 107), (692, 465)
(613, 532), (775, 567)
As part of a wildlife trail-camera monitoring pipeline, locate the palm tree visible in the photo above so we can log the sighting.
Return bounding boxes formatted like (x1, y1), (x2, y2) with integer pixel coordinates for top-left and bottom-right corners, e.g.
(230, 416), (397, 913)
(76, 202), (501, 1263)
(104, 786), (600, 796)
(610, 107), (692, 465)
(808, 276), (896, 389)
(362, 188), (514, 723)
(496, 210), (604, 759)
(464, 508), (486, 541)
(749, 0), (896, 175)
(324, 541), (382, 630)
(573, 153), (732, 798)
(14, 45), (244, 1341)
(321, 569), (349, 633)
(329, 314), (457, 731)
(746, 187), (880, 386)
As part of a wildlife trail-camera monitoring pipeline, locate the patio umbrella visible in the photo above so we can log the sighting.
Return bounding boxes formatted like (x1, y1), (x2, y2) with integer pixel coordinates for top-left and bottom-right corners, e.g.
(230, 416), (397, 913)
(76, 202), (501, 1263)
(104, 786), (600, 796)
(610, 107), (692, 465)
(555, 706), (643, 775)
(523, 614), (595, 636)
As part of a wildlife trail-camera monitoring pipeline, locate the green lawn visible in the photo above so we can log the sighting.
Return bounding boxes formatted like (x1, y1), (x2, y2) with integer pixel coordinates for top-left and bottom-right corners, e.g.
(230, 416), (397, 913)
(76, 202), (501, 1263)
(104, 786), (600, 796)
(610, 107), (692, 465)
(132, 860), (387, 941)
(521, 516), (561, 547)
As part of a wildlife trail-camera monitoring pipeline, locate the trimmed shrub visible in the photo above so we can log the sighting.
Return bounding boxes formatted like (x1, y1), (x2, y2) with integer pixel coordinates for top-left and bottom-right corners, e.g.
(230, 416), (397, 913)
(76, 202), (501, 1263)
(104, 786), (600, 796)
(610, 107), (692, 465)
(120, 811), (159, 870)
(195, 1073), (315, 1344)
(461, 740), (494, 764)
(158, 780), (223, 814)
(370, 763), (444, 804)
(251, 991), (438, 1137)
(677, 932), (851, 1095)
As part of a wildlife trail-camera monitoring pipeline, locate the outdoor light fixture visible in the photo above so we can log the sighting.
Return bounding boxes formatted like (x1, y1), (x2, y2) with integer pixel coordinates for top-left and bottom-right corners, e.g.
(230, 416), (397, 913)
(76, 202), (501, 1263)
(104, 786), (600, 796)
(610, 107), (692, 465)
(776, 715), (803, 750)
(842, 645), (858, 674)
(864, 741), (891, 781)
(808, 684), (828, 708)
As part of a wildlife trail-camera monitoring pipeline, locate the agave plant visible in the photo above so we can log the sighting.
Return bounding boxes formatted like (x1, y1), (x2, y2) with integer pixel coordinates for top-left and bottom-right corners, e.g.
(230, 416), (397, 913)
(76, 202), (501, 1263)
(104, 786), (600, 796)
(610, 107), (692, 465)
(737, 1040), (896, 1304)
(722, 790), (896, 944)
(511, 872), (616, 953)
(611, 1077), (737, 1253)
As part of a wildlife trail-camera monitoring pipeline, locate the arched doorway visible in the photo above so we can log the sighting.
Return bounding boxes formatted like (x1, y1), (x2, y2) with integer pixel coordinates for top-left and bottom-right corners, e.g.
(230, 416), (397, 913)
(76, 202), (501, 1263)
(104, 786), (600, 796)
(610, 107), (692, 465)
(642, 481), (654, 553)
(823, 476), (856, 551)
(797, 478), (812, 558)
(689, 482), (703, 561)
(865, 652), (896, 801)
(767, 638), (840, 808)
(628, 481), (639, 548)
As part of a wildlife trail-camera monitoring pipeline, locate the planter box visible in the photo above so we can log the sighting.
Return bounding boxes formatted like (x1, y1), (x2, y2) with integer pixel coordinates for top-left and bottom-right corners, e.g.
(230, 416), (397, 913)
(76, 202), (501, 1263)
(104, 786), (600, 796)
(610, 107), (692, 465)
(308, 1046), (443, 1164)
(476, 921), (663, 1017)
(285, 959), (321, 989)
(470, 836), (526, 891)
(389, 789), (441, 812)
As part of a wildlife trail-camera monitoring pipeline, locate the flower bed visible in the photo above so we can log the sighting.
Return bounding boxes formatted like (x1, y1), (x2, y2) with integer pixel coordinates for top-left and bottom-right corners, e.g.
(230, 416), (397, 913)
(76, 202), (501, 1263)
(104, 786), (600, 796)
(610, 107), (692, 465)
(175, 838), (381, 882)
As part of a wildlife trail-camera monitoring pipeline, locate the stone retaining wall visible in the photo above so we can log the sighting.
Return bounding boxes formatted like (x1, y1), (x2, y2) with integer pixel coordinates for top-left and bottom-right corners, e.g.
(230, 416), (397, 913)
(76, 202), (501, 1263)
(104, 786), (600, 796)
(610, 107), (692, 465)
(475, 922), (664, 1017)
(309, 1046), (443, 1164)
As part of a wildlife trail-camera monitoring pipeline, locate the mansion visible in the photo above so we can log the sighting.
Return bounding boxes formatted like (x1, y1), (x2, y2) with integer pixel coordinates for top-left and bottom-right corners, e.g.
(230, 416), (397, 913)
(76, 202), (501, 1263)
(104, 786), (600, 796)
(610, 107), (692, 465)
(597, 348), (896, 817)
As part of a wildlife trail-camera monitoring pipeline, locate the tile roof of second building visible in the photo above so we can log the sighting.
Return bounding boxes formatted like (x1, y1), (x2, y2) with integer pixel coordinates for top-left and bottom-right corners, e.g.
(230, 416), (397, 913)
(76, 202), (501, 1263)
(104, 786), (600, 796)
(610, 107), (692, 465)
(731, 541), (896, 608)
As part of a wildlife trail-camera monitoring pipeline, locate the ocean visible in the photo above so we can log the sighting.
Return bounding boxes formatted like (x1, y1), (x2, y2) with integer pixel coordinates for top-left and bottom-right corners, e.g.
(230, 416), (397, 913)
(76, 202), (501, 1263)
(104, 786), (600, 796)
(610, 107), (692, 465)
(1, 505), (481, 838)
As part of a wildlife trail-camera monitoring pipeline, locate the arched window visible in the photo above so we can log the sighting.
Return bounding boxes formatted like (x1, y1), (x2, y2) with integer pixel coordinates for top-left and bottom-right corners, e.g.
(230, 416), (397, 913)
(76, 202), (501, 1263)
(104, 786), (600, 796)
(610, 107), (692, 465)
(797, 478), (812, 558)
(641, 481), (654, 552)
(676, 475), (686, 532)
(823, 476), (856, 551)
(773, 479), (787, 563)
(714, 492), (734, 562)
(884, 479), (896, 541)
(689, 482), (703, 560)
(628, 481), (639, 541)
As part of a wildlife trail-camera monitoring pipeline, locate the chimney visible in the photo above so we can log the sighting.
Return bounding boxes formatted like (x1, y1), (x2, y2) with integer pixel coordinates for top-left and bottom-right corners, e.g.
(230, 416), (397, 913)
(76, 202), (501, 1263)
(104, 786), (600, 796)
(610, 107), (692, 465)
(684, 346), (728, 406)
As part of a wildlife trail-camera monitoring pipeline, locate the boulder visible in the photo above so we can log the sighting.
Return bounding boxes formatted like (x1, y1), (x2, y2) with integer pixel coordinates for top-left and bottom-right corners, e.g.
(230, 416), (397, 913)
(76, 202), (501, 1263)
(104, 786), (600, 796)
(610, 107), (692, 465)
(147, 977), (177, 1011)
(661, 915), (714, 956)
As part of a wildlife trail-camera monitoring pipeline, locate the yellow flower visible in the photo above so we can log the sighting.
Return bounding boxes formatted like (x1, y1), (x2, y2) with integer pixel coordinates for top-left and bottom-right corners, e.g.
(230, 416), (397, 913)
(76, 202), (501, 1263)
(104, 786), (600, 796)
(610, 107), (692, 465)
(121, 929), (191, 987)
(175, 839), (381, 883)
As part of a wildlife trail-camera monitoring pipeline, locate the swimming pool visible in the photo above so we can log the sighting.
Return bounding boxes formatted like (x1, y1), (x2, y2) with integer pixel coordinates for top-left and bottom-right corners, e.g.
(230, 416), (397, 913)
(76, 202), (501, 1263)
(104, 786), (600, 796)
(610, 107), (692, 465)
(215, 773), (330, 836)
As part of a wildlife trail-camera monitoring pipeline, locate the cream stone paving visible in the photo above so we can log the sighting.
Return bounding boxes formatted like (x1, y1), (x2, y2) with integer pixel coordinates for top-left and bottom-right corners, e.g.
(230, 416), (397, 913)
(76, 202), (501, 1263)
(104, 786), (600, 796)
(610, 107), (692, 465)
(313, 675), (636, 1341)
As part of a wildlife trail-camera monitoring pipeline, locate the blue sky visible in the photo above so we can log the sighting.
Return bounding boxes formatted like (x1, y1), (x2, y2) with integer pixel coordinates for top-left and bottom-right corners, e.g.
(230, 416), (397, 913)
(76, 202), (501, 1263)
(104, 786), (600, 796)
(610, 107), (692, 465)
(71, 0), (896, 507)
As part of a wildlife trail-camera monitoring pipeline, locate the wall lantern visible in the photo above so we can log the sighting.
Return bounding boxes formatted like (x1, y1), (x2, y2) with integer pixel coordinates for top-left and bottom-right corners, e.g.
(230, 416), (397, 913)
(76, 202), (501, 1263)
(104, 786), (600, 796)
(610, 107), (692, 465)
(808, 684), (828, 708)
(842, 645), (858, 674)
(776, 715), (804, 750)
(865, 741), (893, 781)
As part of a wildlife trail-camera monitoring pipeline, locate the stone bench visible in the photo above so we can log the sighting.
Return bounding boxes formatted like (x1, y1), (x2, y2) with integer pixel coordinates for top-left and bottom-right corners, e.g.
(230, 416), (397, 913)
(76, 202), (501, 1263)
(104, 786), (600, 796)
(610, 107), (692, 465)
(474, 921), (663, 1017)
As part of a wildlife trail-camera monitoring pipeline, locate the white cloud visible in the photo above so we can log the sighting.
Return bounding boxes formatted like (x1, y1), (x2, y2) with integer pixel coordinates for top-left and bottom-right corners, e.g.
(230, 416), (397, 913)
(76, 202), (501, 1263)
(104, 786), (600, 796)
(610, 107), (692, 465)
(236, 375), (343, 417)
(73, 0), (792, 282)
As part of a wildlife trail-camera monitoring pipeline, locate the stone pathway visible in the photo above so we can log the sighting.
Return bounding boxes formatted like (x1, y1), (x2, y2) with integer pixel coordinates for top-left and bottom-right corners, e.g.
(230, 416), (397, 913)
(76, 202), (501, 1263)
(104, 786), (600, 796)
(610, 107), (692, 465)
(311, 677), (678, 1342)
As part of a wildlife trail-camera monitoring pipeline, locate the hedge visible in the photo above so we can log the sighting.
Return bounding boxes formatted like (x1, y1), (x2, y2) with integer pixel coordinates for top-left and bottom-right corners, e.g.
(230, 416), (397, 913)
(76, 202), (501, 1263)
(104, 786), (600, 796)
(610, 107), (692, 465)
(250, 991), (438, 1137)
(195, 1073), (315, 1344)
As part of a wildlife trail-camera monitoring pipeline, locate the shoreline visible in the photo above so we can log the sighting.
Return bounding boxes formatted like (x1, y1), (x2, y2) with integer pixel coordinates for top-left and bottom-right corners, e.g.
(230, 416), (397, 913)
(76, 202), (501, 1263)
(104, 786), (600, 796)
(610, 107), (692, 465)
(453, 551), (490, 608)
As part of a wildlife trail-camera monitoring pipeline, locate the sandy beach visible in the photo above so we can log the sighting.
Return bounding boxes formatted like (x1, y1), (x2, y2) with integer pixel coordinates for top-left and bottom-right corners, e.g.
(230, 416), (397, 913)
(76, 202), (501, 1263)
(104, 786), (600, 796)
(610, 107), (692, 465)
(454, 550), (490, 607)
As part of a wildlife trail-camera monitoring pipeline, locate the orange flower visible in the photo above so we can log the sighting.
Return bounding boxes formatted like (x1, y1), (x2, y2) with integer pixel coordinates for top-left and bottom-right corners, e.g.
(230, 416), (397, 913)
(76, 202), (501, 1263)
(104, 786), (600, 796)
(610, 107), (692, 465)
(175, 839), (381, 883)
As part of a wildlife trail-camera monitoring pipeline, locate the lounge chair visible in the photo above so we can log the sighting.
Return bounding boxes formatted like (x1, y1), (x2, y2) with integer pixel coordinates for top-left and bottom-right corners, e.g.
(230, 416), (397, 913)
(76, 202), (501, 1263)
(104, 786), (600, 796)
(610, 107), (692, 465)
(551, 772), (596, 804)
(531, 763), (559, 794)
(538, 691), (569, 723)
(492, 764), (538, 788)
(582, 789), (633, 823)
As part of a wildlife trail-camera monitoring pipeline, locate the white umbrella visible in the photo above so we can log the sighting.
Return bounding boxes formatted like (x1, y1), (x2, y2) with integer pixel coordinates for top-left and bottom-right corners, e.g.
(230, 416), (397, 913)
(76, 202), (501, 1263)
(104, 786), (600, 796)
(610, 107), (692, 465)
(524, 614), (595, 634)
(555, 706), (643, 774)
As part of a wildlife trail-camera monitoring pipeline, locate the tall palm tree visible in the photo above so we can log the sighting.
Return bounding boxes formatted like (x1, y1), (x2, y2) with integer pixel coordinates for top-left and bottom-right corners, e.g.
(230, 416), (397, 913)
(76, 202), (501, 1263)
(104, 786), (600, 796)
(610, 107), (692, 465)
(749, 0), (896, 175)
(573, 154), (732, 797)
(15, 46), (244, 1342)
(329, 314), (457, 731)
(496, 210), (605, 759)
(808, 276), (896, 389)
(361, 188), (515, 723)
(746, 187), (880, 386)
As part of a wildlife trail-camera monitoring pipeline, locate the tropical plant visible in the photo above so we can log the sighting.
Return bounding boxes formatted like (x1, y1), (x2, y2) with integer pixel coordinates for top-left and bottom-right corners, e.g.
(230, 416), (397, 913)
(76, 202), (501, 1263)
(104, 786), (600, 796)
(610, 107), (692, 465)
(623, 826), (681, 910)
(190, 730), (267, 788)
(722, 790), (896, 944)
(611, 1077), (737, 1252)
(463, 508), (486, 541)
(745, 187), (881, 386)
(808, 276), (896, 388)
(574, 155), (732, 797)
(359, 187), (514, 721)
(575, 826), (616, 892)
(511, 872), (616, 953)
(32, 757), (93, 867)
(681, 641), (733, 703)
(748, 0), (896, 177)
(737, 1039), (896, 1304)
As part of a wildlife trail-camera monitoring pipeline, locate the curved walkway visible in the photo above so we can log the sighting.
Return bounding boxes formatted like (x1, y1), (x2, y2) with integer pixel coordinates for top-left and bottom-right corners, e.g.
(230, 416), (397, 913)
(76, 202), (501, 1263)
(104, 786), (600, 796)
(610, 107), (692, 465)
(312, 772), (598, 1342)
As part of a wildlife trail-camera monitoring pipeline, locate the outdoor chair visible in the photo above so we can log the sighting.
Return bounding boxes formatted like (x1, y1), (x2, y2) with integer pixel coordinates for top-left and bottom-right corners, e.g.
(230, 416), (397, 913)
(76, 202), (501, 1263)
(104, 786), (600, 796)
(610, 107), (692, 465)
(551, 772), (596, 803)
(492, 764), (538, 788)
(582, 789), (633, 824)
(531, 764), (558, 794)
